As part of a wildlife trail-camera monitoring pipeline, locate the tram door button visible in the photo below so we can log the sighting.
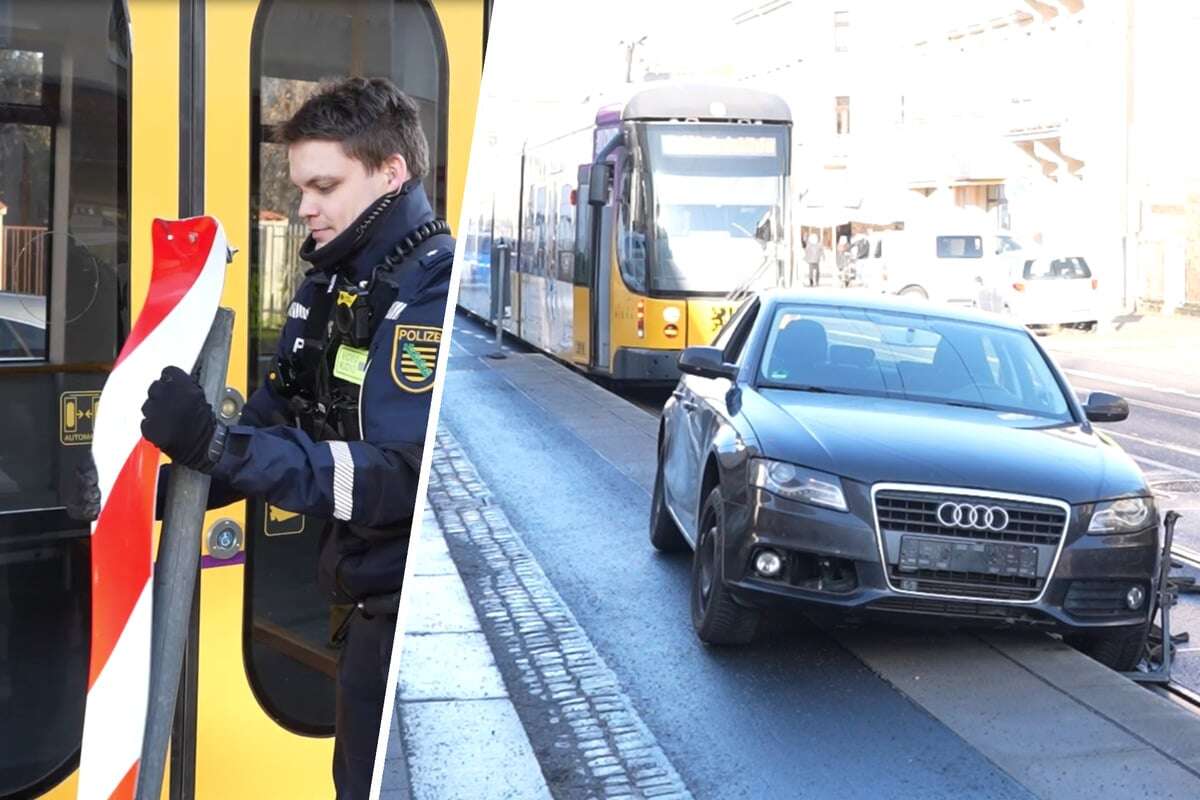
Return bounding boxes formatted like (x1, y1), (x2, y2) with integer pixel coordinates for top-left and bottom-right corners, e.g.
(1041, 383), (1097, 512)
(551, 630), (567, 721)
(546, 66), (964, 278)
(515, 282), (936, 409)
(60, 391), (101, 445)
(207, 518), (244, 559)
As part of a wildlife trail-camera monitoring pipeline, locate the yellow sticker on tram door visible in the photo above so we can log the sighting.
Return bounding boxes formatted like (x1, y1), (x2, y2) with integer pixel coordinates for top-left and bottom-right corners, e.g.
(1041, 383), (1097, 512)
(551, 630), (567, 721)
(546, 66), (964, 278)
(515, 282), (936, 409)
(332, 345), (369, 385)
(265, 504), (305, 537)
(60, 391), (101, 445)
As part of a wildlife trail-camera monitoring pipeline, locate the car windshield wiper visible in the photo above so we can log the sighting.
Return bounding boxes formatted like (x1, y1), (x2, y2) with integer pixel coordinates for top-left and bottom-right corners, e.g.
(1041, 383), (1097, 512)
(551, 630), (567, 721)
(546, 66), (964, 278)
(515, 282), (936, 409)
(761, 382), (852, 395)
(941, 400), (1001, 411)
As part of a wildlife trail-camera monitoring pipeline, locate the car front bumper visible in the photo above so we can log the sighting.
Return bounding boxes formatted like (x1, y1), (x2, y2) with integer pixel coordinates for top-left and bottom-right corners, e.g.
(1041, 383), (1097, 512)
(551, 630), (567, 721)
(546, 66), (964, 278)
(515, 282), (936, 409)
(720, 486), (1158, 632)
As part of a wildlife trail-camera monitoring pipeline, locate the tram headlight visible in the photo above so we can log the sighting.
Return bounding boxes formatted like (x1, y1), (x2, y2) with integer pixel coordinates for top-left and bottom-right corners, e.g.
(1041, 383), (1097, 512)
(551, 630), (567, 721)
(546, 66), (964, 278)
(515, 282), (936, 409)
(1087, 497), (1155, 534)
(662, 307), (681, 324)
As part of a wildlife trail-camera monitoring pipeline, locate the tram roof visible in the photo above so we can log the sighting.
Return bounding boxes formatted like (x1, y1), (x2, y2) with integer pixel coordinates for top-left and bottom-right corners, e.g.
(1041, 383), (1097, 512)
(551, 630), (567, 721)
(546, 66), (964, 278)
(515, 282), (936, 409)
(609, 84), (791, 125)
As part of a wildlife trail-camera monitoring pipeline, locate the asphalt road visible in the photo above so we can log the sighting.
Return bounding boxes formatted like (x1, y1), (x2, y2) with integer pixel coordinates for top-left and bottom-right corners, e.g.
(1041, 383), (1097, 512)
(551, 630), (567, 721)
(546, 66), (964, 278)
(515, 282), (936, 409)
(444, 313), (1033, 800)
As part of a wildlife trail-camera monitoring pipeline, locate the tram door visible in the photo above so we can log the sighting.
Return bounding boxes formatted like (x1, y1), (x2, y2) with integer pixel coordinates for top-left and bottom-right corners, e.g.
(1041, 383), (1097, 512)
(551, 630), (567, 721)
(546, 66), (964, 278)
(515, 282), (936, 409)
(571, 165), (593, 366)
(1, 2), (483, 799)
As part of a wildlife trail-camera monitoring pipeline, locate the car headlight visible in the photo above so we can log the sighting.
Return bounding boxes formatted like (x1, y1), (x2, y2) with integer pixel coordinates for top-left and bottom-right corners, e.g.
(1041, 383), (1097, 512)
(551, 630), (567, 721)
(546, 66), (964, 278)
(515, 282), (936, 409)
(749, 459), (847, 512)
(1087, 497), (1155, 534)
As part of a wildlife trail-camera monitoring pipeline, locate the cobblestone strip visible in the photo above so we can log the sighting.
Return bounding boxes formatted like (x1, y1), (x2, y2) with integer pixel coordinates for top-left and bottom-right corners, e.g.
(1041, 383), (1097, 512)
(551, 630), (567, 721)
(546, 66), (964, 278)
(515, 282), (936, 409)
(426, 427), (693, 800)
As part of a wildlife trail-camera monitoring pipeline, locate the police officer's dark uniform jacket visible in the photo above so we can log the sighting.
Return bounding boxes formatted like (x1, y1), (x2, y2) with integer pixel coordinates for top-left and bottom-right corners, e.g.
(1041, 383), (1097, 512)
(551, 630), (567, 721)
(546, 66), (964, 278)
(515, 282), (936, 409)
(204, 180), (451, 798)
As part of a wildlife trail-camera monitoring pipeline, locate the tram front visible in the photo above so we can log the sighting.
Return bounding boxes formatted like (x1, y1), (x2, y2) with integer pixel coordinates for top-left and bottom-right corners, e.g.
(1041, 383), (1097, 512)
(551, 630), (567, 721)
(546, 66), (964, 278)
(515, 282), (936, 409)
(592, 85), (792, 381)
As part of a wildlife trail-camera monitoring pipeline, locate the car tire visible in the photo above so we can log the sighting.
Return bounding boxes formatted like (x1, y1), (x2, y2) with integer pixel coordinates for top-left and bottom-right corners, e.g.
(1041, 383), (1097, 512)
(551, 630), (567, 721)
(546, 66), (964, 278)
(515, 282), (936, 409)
(649, 441), (687, 553)
(691, 487), (760, 645)
(899, 285), (928, 300)
(1066, 621), (1149, 672)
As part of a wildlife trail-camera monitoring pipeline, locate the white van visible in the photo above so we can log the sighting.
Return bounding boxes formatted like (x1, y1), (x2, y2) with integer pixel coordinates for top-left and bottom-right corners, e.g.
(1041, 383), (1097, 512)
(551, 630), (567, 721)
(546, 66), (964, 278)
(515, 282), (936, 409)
(871, 229), (1025, 307)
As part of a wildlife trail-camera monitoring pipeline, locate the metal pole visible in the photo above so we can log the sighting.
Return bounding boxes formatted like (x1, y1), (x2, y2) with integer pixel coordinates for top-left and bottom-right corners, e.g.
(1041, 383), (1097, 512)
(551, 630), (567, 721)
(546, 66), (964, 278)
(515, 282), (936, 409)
(135, 307), (234, 800)
(488, 242), (508, 360)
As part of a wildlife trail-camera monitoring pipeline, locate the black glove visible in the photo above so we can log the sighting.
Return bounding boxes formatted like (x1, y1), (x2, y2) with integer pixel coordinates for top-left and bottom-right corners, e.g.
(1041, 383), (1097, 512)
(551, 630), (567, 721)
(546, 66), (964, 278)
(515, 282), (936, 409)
(140, 366), (226, 472)
(65, 451), (102, 522)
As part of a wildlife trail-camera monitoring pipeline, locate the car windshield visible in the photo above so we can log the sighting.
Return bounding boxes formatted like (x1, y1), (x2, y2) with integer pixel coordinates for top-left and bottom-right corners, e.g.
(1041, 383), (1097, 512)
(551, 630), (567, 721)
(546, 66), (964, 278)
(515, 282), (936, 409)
(1024, 257), (1092, 280)
(758, 304), (1073, 421)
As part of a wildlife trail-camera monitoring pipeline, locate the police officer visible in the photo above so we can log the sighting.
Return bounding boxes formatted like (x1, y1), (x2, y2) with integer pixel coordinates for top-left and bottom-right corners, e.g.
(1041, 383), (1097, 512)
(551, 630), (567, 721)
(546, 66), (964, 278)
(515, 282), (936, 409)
(137, 78), (452, 799)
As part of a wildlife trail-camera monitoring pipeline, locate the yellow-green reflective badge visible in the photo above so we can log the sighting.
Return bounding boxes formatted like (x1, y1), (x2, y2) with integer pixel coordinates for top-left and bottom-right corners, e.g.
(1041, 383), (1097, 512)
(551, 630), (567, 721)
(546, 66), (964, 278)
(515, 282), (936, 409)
(332, 345), (369, 385)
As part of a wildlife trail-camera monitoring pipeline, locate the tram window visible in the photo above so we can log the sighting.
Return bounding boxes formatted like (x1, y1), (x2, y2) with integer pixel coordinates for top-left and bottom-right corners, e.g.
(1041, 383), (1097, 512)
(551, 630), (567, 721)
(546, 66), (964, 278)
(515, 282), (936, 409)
(0, 2), (129, 797)
(556, 183), (574, 282)
(248, 0), (449, 735)
(616, 154), (648, 294)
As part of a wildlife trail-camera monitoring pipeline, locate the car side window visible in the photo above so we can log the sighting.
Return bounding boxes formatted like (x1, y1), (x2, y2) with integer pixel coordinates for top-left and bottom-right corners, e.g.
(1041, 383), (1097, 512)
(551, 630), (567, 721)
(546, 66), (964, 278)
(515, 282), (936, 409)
(723, 302), (760, 363)
(711, 297), (758, 362)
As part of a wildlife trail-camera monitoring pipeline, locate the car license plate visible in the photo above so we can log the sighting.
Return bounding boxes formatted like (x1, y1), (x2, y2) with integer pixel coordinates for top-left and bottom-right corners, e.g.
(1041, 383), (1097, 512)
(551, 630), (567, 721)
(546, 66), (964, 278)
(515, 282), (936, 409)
(898, 536), (1038, 578)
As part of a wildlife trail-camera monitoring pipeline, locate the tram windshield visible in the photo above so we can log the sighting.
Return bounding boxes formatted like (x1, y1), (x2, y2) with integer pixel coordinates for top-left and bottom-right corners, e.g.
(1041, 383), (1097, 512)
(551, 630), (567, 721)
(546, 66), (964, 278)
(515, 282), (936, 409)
(642, 122), (788, 296)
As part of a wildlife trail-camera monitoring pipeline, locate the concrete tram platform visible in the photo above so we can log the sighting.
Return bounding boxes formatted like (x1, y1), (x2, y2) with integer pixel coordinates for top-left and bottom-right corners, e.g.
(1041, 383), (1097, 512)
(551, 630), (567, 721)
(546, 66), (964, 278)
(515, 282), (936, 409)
(396, 330), (1200, 799)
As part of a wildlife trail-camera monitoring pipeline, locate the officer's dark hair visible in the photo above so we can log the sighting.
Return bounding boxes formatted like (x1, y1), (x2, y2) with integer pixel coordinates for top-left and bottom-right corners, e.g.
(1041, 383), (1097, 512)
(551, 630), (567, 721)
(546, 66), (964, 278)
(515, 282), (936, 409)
(278, 77), (429, 180)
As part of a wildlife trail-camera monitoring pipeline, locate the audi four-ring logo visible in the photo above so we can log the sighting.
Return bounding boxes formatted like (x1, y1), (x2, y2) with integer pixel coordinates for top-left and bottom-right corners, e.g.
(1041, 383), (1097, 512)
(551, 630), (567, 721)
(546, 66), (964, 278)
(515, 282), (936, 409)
(936, 502), (1010, 531)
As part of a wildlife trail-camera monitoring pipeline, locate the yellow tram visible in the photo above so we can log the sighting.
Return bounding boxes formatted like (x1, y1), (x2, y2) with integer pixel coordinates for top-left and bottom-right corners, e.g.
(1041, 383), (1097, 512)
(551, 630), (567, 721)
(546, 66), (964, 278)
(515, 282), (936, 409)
(458, 84), (792, 381)
(0, 1), (486, 797)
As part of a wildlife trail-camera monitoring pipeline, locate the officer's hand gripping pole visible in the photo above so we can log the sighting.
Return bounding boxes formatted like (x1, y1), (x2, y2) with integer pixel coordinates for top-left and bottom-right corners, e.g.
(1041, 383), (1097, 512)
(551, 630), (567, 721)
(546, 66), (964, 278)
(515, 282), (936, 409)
(135, 306), (234, 800)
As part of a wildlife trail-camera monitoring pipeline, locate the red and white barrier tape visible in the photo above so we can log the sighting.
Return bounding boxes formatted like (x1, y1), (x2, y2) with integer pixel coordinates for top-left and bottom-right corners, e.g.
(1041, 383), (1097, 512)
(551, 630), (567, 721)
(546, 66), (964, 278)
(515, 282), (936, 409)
(78, 217), (228, 800)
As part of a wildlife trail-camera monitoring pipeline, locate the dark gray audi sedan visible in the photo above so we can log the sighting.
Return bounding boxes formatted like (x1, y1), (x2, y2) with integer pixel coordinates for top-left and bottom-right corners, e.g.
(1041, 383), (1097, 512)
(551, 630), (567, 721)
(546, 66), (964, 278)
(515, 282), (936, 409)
(650, 290), (1159, 670)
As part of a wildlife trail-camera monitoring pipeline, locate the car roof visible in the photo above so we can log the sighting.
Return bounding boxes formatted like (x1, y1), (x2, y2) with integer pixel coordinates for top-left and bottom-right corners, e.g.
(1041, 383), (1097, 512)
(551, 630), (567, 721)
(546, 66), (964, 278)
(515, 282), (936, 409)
(0, 292), (47, 327)
(756, 289), (1029, 332)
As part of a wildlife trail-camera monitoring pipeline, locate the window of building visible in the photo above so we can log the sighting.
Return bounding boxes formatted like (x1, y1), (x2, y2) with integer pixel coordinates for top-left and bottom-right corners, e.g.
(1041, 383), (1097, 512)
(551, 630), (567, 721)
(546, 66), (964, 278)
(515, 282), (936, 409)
(836, 96), (851, 135)
(246, 0), (448, 736)
(834, 10), (850, 52)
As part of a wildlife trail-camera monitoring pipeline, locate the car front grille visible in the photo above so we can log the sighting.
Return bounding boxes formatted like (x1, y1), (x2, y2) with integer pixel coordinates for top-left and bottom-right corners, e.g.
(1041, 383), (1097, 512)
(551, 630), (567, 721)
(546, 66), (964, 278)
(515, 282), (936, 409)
(886, 567), (1042, 601)
(876, 491), (1068, 546)
(874, 487), (1070, 603)
(868, 596), (1054, 625)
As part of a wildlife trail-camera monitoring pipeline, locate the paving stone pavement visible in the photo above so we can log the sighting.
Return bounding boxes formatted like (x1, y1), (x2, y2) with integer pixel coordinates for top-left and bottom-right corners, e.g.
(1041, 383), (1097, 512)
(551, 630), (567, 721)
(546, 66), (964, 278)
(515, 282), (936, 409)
(424, 427), (694, 800)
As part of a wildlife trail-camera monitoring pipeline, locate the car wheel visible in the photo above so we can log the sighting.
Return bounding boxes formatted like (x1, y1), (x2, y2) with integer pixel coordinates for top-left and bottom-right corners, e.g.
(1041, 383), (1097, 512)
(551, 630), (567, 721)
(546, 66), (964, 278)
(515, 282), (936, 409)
(899, 285), (928, 300)
(690, 487), (760, 645)
(1066, 621), (1149, 672)
(649, 441), (687, 553)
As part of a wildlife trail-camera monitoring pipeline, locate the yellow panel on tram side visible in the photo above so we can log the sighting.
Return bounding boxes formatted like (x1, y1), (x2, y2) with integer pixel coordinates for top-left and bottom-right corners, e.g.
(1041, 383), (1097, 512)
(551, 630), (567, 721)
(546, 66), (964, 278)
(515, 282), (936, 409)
(127, 0), (181, 322)
(571, 285), (591, 366)
(434, 0), (484, 238)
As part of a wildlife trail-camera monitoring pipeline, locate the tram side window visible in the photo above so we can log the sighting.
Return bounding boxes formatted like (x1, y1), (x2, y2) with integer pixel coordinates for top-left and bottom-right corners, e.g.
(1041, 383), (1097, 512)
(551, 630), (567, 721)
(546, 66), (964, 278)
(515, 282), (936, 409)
(1, 50), (52, 363)
(1, 3), (130, 798)
(248, 0), (449, 736)
(556, 182), (574, 282)
(617, 154), (648, 294)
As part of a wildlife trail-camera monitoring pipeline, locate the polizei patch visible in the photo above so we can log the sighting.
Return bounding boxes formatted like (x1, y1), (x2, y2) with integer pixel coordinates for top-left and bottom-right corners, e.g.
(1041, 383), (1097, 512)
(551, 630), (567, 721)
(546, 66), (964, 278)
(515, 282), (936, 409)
(391, 324), (442, 393)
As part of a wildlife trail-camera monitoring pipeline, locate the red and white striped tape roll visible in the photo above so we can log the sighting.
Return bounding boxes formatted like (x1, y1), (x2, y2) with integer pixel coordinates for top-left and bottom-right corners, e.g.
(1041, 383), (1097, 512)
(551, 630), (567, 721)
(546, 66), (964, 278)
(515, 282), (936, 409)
(78, 217), (228, 800)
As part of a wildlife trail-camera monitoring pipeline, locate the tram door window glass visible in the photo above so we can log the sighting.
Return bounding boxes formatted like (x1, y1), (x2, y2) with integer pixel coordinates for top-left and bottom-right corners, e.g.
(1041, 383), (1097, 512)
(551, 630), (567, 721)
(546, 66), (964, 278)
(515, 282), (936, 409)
(248, 0), (448, 734)
(0, 2), (129, 797)
(555, 182), (573, 282)
(616, 147), (648, 294)
(572, 172), (592, 288)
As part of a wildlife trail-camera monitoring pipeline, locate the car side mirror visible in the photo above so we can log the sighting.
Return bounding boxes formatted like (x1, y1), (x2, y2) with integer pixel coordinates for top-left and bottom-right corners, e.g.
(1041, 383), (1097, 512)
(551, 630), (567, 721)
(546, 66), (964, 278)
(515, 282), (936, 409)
(678, 346), (737, 381)
(1084, 391), (1129, 423)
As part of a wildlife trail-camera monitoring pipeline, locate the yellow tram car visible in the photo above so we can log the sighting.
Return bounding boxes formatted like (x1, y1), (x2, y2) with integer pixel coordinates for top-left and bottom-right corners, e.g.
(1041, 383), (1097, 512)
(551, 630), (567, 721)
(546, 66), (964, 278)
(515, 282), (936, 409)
(0, 1), (487, 797)
(459, 83), (793, 381)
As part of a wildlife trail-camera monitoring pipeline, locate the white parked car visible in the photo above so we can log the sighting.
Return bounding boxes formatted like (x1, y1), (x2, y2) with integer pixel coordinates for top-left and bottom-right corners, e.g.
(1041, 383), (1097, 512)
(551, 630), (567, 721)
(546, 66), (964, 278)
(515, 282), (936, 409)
(984, 255), (1100, 330)
(0, 292), (47, 360)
